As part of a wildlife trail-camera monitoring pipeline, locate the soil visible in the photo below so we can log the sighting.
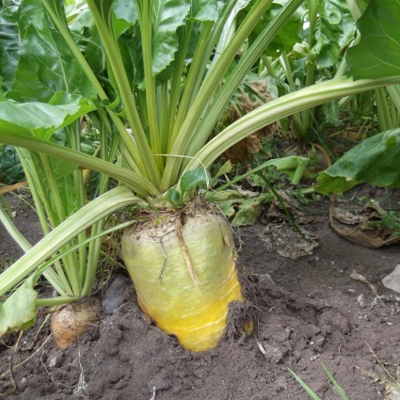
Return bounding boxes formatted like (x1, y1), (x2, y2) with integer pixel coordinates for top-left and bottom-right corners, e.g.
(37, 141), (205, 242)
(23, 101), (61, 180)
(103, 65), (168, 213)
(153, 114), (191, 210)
(1, 187), (400, 400)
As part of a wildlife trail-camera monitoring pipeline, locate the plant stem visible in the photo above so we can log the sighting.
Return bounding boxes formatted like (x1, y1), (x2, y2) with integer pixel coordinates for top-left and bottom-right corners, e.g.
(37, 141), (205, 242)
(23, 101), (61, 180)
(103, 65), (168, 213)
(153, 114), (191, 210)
(168, 22), (214, 148)
(85, 0), (161, 186)
(183, 0), (305, 165)
(0, 130), (159, 197)
(0, 205), (31, 253)
(81, 122), (112, 298)
(17, 150), (73, 296)
(186, 76), (400, 171)
(0, 186), (141, 297)
(138, 0), (163, 171)
(166, 22), (193, 149)
(68, 124), (87, 286)
(162, 0), (277, 190)
(41, 0), (145, 177)
(375, 88), (394, 131)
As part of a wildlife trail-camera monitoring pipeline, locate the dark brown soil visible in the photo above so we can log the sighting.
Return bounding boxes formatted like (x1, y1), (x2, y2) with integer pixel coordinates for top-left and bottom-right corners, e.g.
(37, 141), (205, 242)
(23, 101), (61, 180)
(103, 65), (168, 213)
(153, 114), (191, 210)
(1, 188), (400, 400)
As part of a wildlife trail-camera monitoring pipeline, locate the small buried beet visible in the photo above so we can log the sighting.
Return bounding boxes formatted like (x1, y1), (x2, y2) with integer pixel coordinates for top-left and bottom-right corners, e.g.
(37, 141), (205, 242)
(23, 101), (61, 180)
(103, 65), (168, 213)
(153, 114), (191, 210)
(51, 300), (99, 349)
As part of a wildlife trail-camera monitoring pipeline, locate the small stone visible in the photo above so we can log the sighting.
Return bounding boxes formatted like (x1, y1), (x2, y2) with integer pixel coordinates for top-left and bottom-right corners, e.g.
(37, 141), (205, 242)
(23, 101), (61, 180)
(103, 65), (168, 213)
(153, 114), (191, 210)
(382, 264), (400, 293)
(257, 273), (276, 288)
(18, 377), (28, 391)
(102, 275), (132, 314)
(48, 352), (64, 368)
(194, 368), (206, 379)
(275, 375), (287, 391)
(259, 343), (284, 363)
(115, 379), (128, 390)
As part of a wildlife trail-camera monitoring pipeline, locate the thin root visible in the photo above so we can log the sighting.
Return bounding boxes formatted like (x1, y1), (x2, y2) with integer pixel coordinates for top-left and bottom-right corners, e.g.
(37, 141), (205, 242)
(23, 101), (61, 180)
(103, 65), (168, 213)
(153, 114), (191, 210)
(0, 331), (23, 398)
(0, 333), (53, 380)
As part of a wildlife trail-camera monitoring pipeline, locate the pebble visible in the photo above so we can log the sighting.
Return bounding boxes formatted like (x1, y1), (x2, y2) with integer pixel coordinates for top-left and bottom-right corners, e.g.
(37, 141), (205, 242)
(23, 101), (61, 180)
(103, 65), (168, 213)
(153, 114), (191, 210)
(102, 275), (132, 314)
(48, 352), (64, 368)
(18, 377), (28, 391)
(382, 264), (400, 293)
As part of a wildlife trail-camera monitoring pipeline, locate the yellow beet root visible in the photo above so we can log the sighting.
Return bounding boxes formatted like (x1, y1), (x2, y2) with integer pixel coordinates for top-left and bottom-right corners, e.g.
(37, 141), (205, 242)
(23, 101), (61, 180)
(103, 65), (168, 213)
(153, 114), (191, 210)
(121, 200), (247, 352)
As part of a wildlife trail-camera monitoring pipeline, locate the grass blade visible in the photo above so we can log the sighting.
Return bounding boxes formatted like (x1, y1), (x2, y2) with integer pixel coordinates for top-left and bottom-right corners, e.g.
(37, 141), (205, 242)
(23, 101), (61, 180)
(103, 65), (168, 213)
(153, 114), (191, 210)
(321, 363), (349, 399)
(288, 368), (321, 400)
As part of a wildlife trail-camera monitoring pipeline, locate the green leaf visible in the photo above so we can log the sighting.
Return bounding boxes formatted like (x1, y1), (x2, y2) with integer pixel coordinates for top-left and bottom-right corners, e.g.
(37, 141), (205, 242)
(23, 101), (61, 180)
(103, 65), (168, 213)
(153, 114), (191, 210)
(17, 147), (78, 222)
(113, 0), (138, 37)
(166, 188), (182, 206)
(250, 2), (306, 54)
(118, 23), (144, 88)
(0, 145), (25, 184)
(313, 0), (356, 69)
(70, 9), (106, 78)
(64, 0), (87, 23)
(214, 160), (233, 180)
(0, 0), (21, 92)
(8, 0), (96, 102)
(214, 156), (309, 194)
(152, 0), (191, 76)
(315, 129), (400, 194)
(347, 0), (400, 79)
(112, 1), (141, 87)
(180, 167), (211, 194)
(0, 93), (95, 139)
(0, 76), (5, 101)
(321, 363), (349, 399)
(271, 156), (309, 184)
(190, 0), (221, 22)
(0, 276), (38, 336)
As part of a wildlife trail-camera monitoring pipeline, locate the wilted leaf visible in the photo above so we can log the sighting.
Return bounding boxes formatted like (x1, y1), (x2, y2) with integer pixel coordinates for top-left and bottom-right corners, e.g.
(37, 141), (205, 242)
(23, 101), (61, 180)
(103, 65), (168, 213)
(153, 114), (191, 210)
(231, 197), (263, 227)
(209, 190), (272, 227)
(261, 223), (318, 259)
(0, 276), (37, 336)
(329, 200), (400, 248)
